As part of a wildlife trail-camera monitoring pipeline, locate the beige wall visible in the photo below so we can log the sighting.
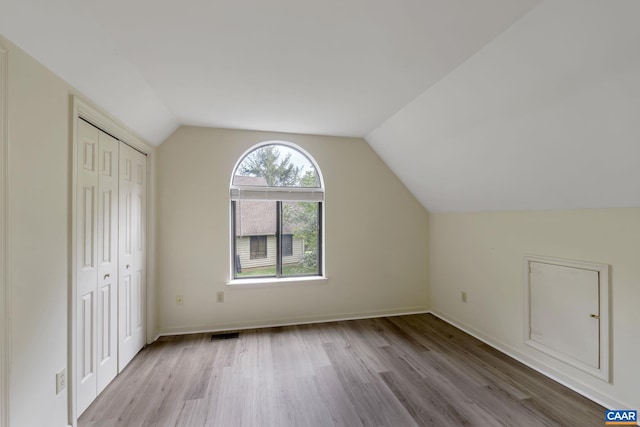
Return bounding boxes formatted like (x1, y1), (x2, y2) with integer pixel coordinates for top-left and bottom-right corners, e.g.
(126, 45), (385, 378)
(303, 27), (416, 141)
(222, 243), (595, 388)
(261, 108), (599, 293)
(2, 35), (157, 427)
(429, 208), (640, 409)
(3, 35), (71, 427)
(156, 126), (429, 334)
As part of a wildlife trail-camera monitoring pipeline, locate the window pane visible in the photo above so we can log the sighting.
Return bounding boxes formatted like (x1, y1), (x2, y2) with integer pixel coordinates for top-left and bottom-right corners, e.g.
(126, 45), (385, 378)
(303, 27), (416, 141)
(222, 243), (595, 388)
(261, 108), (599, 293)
(250, 236), (267, 259)
(233, 144), (320, 187)
(234, 201), (276, 278)
(281, 201), (320, 276)
(231, 142), (323, 281)
(282, 234), (293, 257)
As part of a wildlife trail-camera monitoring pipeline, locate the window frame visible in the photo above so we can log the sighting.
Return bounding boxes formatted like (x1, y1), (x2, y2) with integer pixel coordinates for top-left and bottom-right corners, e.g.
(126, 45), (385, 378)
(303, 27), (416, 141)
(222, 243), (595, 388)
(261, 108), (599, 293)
(229, 141), (325, 284)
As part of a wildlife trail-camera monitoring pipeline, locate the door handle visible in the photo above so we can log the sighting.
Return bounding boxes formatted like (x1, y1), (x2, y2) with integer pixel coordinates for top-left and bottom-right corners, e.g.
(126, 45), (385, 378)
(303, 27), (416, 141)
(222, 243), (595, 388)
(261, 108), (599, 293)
(126, 264), (130, 269)
(104, 274), (110, 280)
(590, 314), (600, 319)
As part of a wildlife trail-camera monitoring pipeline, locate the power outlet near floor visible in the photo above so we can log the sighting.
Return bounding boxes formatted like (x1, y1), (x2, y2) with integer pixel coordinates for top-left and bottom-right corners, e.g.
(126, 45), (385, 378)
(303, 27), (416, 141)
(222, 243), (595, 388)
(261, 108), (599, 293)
(176, 295), (184, 305)
(461, 291), (467, 303)
(56, 368), (66, 394)
(217, 292), (224, 303)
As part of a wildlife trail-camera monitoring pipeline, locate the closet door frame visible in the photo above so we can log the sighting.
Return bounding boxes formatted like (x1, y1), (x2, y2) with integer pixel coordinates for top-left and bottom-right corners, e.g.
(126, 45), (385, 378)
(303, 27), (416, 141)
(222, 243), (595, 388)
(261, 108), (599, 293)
(0, 42), (9, 427)
(70, 96), (157, 426)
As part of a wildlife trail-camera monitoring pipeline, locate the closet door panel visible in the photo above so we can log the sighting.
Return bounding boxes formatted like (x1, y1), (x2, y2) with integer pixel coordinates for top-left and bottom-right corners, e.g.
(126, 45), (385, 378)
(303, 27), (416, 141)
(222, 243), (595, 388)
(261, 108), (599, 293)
(118, 143), (146, 372)
(76, 117), (149, 414)
(96, 131), (119, 394)
(76, 120), (99, 415)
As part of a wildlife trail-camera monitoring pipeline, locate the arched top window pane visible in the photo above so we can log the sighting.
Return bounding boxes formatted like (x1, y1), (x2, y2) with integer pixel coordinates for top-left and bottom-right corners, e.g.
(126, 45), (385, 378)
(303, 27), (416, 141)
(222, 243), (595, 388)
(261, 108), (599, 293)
(230, 142), (324, 280)
(232, 143), (321, 188)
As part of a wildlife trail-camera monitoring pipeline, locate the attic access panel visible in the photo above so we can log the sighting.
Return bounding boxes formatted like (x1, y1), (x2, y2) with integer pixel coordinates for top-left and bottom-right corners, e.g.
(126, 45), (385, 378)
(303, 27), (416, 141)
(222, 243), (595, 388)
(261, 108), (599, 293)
(523, 255), (609, 382)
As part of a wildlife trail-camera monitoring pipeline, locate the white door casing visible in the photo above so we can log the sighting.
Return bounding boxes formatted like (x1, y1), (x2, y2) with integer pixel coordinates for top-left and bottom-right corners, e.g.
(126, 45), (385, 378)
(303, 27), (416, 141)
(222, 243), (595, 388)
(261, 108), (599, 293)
(118, 143), (146, 372)
(0, 42), (9, 427)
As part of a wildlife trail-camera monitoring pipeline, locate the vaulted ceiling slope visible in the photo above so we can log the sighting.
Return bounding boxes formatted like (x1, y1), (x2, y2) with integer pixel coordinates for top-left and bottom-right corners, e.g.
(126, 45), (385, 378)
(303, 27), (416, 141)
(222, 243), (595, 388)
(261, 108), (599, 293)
(367, 0), (640, 212)
(3, 1), (638, 213)
(0, 0), (538, 145)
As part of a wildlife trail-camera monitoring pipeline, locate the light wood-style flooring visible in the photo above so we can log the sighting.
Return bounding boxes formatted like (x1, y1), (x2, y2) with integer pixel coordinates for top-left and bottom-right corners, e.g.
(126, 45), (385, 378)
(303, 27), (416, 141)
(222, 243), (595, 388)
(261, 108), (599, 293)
(79, 314), (605, 426)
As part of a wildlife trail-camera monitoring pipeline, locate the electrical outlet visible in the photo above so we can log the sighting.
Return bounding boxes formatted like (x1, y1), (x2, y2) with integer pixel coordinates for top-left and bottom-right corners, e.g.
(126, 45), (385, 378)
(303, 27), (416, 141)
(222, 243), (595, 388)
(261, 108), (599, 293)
(176, 295), (184, 305)
(216, 292), (224, 303)
(56, 368), (66, 394)
(461, 291), (467, 303)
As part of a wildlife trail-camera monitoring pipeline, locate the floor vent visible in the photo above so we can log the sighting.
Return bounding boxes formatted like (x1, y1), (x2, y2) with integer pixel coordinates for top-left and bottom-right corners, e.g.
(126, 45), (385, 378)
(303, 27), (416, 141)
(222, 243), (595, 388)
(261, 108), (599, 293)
(211, 332), (240, 341)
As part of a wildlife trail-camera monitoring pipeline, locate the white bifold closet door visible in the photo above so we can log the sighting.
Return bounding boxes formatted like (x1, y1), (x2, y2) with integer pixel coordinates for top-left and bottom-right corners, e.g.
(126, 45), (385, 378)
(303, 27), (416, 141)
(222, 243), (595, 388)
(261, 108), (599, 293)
(77, 120), (120, 414)
(76, 119), (147, 415)
(118, 143), (147, 372)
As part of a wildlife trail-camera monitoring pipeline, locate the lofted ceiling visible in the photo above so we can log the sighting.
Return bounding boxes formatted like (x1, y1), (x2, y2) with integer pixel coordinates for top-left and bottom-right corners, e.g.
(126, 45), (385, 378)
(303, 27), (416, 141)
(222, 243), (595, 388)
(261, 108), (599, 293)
(0, 0), (539, 143)
(2, 0), (639, 212)
(367, 0), (640, 211)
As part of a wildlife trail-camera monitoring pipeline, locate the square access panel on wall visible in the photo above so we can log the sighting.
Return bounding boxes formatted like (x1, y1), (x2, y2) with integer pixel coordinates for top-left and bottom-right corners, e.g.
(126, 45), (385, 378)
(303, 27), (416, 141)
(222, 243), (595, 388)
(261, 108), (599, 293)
(524, 255), (610, 382)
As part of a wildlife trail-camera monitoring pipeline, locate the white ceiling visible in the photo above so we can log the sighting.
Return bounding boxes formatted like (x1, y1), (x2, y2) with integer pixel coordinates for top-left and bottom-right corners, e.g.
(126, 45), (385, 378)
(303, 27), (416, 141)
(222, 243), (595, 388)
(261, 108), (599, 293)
(2, 0), (639, 212)
(0, 0), (539, 144)
(367, 0), (640, 212)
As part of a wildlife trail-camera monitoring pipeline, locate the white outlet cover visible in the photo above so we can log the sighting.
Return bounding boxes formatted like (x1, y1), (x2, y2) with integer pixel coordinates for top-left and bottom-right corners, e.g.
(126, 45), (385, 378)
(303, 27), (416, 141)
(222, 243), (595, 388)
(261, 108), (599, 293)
(56, 368), (66, 394)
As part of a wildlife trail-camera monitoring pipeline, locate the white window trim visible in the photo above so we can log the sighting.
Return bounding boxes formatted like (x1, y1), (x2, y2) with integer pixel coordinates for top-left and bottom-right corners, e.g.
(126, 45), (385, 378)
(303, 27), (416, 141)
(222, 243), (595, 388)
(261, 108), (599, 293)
(229, 141), (326, 282)
(230, 186), (324, 202)
(227, 275), (328, 287)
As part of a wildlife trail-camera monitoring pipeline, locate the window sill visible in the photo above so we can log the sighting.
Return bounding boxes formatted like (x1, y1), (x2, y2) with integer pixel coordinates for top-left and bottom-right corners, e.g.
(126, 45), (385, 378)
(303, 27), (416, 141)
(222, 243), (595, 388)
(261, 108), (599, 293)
(226, 276), (328, 288)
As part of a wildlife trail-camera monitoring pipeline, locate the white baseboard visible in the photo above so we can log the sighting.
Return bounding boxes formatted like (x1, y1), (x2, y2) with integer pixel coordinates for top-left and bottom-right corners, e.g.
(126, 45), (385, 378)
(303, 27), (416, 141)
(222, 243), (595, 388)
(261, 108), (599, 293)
(158, 306), (431, 337)
(430, 310), (632, 411)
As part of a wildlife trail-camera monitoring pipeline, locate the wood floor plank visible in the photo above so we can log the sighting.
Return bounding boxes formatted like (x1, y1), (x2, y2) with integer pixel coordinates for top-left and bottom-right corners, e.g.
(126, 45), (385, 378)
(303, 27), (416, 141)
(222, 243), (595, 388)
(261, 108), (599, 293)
(175, 399), (208, 427)
(460, 342), (605, 424)
(142, 346), (203, 426)
(79, 314), (606, 427)
(336, 322), (390, 374)
(295, 324), (333, 368)
(206, 367), (249, 427)
(184, 335), (220, 401)
(322, 341), (419, 427)
(313, 365), (364, 427)
(373, 317), (431, 353)
(375, 345), (500, 427)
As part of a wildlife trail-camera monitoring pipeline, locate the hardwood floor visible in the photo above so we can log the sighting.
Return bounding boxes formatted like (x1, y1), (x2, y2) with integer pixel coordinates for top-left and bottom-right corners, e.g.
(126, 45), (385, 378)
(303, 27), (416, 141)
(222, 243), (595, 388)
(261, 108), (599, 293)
(79, 314), (605, 427)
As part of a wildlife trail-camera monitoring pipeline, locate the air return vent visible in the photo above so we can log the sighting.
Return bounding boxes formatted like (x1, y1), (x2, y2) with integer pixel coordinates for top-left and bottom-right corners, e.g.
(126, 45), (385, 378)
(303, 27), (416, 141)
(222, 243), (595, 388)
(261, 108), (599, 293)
(211, 332), (240, 341)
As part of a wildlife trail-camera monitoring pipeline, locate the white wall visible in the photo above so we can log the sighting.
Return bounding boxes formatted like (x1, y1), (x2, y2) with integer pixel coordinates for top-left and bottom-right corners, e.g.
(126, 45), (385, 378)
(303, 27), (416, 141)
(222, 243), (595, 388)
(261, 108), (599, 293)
(156, 126), (430, 334)
(3, 34), (70, 427)
(2, 34), (156, 427)
(429, 209), (640, 410)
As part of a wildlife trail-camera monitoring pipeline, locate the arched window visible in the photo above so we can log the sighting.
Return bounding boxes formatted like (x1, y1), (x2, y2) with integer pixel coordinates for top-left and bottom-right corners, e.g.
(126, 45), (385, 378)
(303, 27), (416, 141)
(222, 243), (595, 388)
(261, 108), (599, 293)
(230, 142), (324, 280)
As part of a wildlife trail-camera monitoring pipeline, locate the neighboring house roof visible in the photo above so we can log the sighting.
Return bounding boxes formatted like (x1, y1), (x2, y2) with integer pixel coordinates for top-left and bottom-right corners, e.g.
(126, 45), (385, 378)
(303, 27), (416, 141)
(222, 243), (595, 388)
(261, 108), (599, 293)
(234, 176), (295, 237)
(233, 175), (269, 187)
(235, 200), (277, 237)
